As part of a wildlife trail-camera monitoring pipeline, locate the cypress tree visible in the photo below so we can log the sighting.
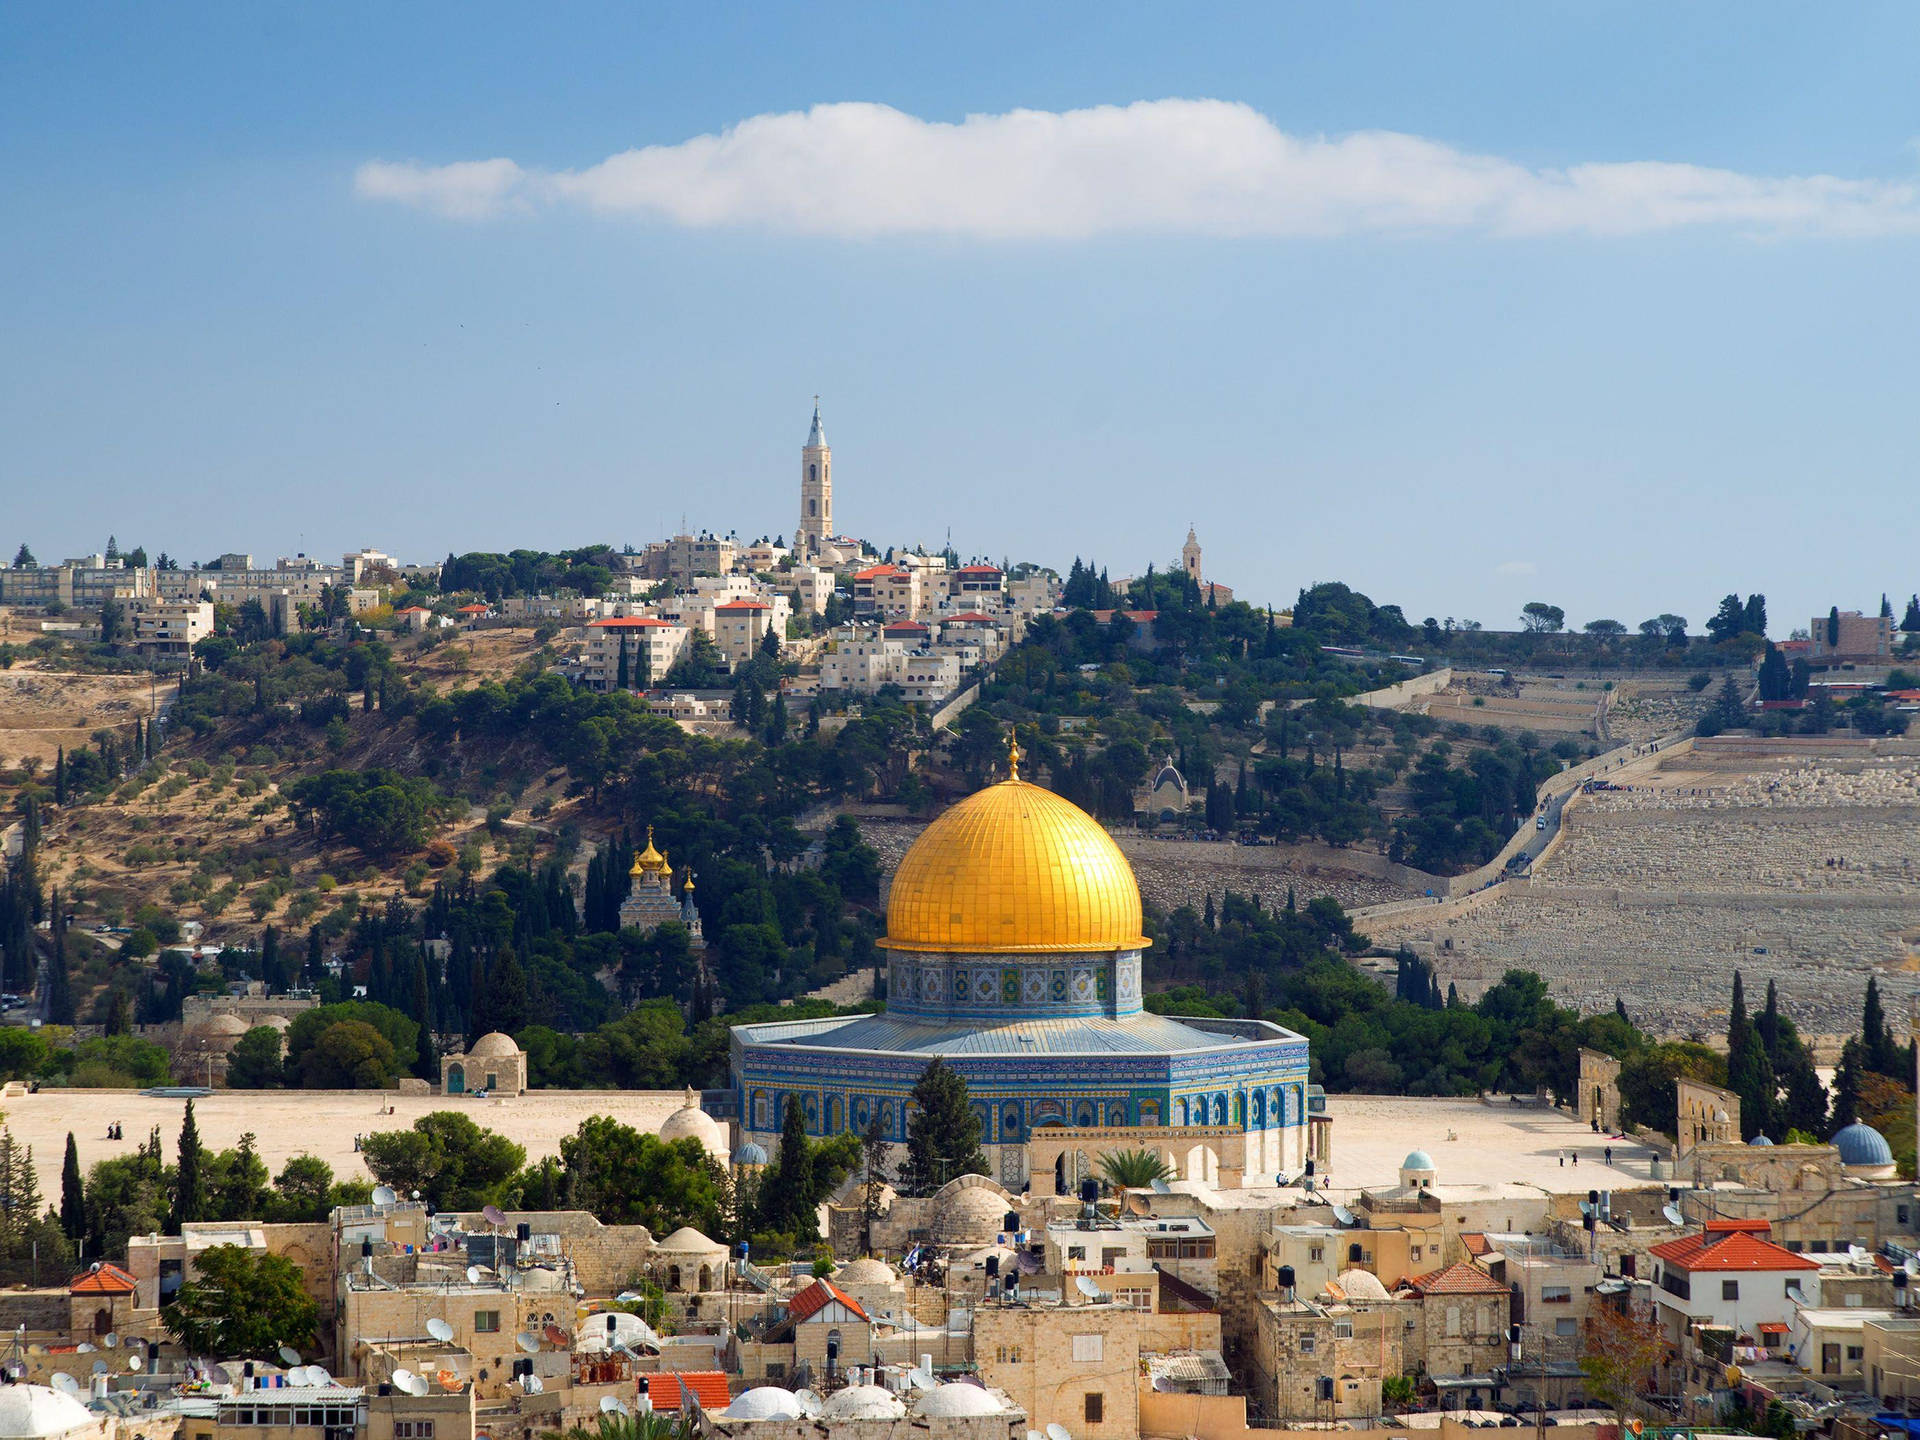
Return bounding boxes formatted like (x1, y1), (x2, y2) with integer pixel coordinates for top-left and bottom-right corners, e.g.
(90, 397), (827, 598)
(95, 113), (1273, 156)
(772, 1095), (813, 1230)
(305, 926), (324, 985)
(411, 955), (436, 1079)
(44, 898), (73, 1025)
(260, 925), (280, 992)
(170, 1101), (204, 1231)
(54, 747), (66, 806)
(1725, 972), (1775, 1140)
(765, 689), (787, 745)
(903, 1058), (988, 1195)
(1863, 977), (1903, 1077)
(615, 634), (629, 690)
(60, 1133), (84, 1242)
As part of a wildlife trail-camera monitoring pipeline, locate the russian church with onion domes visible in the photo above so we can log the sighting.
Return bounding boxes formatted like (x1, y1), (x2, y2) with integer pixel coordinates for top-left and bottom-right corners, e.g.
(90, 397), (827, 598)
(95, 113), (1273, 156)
(730, 736), (1311, 1191)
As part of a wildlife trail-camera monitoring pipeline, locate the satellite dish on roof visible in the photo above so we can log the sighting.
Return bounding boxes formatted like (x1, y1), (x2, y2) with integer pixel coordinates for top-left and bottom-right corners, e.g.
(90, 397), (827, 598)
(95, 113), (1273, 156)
(1074, 1276), (1103, 1300)
(287, 1366), (310, 1387)
(1331, 1205), (1357, 1227)
(514, 1332), (540, 1354)
(75, 1343), (96, 1354)
(1048, 1424), (1074, 1440)
(91, 1361), (108, 1377)
(393, 1369), (428, 1398)
(103, 1333), (118, 1349)
(601, 1398), (630, 1417)
(210, 1365), (231, 1385)
(279, 1347), (302, 1367)
(1150, 1178), (1172, 1194)
(543, 1324), (570, 1348)
(523, 1375), (543, 1395)
(427, 1318), (455, 1343)
(467, 1266), (486, 1285)
(51, 1374), (80, 1396)
(482, 1204), (510, 1227)
(127, 1356), (142, 1374)
(372, 1185), (398, 1206)
(310, 1366), (333, 1387)
(1662, 1204), (1685, 1226)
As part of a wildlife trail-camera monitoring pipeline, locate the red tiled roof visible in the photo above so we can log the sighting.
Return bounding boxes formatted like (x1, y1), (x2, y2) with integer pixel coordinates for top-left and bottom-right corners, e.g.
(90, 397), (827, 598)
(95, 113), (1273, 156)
(1405, 1262), (1508, 1297)
(456, 603), (490, 613)
(589, 616), (673, 628)
(954, 565), (1002, 575)
(70, 1263), (137, 1295)
(1460, 1234), (1492, 1258)
(884, 621), (928, 632)
(787, 1278), (869, 1323)
(854, 565), (905, 581)
(715, 600), (770, 612)
(1089, 609), (1159, 624)
(1704, 1219), (1772, 1235)
(946, 612), (998, 623)
(642, 1373), (732, 1410)
(1758, 1322), (1790, 1335)
(1648, 1229), (1817, 1273)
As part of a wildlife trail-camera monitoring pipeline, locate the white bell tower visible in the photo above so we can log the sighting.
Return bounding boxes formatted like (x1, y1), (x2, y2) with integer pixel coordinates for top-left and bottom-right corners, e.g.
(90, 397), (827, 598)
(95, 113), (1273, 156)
(800, 399), (832, 554)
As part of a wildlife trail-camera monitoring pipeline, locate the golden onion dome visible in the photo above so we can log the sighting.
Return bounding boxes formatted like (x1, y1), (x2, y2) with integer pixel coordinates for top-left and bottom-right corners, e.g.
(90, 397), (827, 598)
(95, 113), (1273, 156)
(631, 825), (667, 877)
(884, 770), (1149, 955)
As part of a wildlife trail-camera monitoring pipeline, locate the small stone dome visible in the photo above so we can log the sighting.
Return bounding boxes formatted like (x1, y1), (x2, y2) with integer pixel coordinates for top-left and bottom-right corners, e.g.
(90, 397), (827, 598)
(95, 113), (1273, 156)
(732, 1140), (769, 1167)
(723, 1388), (804, 1421)
(824, 1386), (904, 1420)
(660, 1092), (724, 1152)
(654, 1225), (724, 1254)
(1833, 1122), (1895, 1169)
(932, 1180), (1014, 1247)
(916, 1383), (1004, 1418)
(1749, 1135), (1775, 1147)
(1333, 1269), (1391, 1303)
(256, 1013), (292, 1031)
(199, 1013), (249, 1038)
(0, 1384), (97, 1439)
(468, 1031), (520, 1058)
(835, 1257), (896, 1287)
(1402, 1151), (1437, 1172)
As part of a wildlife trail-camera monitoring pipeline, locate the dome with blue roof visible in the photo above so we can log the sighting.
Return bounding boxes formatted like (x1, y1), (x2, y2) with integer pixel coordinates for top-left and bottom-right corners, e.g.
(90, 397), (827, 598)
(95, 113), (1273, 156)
(1402, 1151), (1436, 1171)
(1749, 1135), (1775, 1147)
(732, 1140), (769, 1168)
(1833, 1123), (1895, 1172)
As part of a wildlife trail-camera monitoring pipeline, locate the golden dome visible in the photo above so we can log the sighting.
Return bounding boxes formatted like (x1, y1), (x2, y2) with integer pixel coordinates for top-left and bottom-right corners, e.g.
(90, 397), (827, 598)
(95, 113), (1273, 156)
(884, 774), (1149, 954)
(630, 826), (667, 877)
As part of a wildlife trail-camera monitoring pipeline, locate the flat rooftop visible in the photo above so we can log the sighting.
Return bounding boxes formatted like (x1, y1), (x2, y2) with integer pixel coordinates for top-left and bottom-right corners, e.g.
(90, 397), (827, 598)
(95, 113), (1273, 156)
(3, 1087), (687, 1179)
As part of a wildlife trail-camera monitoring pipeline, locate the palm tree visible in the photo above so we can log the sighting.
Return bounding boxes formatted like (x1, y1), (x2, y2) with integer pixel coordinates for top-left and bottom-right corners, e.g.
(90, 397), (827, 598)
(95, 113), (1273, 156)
(1097, 1148), (1173, 1192)
(564, 1413), (695, 1440)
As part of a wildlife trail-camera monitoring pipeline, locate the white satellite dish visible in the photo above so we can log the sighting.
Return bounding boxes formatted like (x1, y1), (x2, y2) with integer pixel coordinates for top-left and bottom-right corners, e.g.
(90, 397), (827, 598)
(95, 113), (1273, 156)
(372, 1185), (398, 1206)
(103, 1333), (118, 1349)
(1578, 1201), (1593, 1216)
(51, 1374), (80, 1396)
(310, 1365), (333, 1387)
(1331, 1205), (1357, 1227)
(1030, 1431), (1044, 1440)
(1074, 1276), (1103, 1299)
(127, 1356), (143, 1373)
(279, 1347), (302, 1367)
(523, 1375), (543, 1395)
(795, 1390), (823, 1416)
(1662, 1204), (1685, 1226)
(427, 1318), (455, 1343)
(75, 1343), (96, 1354)
(288, 1366), (311, 1387)
(601, 1398), (630, 1417)
(1150, 1178), (1172, 1194)
(467, 1266), (486, 1285)
(392, 1368), (421, 1396)
(514, 1332), (541, 1354)
(1048, 1424), (1074, 1440)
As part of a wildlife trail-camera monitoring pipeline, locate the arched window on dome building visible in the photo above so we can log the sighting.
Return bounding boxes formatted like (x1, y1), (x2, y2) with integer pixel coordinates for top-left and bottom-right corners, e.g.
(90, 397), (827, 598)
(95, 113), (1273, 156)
(1075, 1100), (1097, 1127)
(1003, 1104), (1022, 1137)
(1232, 1094), (1245, 1127)
(752, 1091), (770, 1129)
(1106, 1102), (1127, 1126)
(1252, 1091), (1266, 1128)
(1212, 1094), (1228, 1126)
(1172, 1098), (1187, 1126)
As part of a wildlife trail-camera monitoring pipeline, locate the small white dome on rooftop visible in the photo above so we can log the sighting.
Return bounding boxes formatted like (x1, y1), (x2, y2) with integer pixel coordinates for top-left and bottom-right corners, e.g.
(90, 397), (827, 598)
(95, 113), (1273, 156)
(917, 1383), (1004, 1417)
(824, 1386), (904, 1420)
(0, 1385), (97, 1439)
(723, 1388), (804, 1421)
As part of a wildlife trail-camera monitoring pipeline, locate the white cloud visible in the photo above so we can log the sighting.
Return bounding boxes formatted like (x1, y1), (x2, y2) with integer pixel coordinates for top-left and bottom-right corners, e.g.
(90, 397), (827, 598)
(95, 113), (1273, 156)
(1496, 560), (1538, 577)
(355, 99), (1920, 239)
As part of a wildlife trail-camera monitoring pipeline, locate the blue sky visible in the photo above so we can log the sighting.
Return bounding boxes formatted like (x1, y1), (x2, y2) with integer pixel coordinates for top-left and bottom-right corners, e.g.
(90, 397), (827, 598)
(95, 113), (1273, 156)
(4, 4), (1918, 634)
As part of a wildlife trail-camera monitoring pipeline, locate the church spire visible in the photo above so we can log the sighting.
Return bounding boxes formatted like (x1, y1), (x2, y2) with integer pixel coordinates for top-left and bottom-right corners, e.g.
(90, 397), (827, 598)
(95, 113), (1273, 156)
(807, 397), (825, 448)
